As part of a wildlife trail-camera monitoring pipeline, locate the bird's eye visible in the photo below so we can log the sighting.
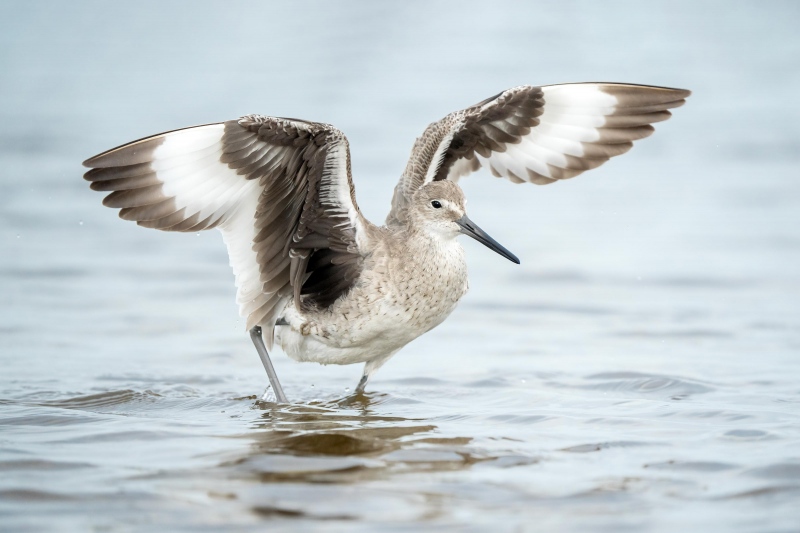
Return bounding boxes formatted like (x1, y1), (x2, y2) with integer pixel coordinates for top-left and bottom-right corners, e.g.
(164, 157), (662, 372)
(431, 200), (442, 209)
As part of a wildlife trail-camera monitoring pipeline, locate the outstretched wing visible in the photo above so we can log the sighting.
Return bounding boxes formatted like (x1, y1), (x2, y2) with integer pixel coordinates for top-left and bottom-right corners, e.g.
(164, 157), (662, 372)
(387, 83), (690, 225)
(83, 116), (369, 340)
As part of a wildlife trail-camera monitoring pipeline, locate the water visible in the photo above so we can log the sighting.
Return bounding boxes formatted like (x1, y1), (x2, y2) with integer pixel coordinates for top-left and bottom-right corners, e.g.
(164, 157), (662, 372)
(2, 1), (800, 531)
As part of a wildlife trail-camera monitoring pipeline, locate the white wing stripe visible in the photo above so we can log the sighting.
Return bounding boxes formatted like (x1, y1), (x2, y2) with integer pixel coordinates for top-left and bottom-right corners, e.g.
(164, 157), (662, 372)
(529, 122), (602, 143)
(158, 159), (244, 222)
(498, 143), (555, 177)
(423, 129), (457, 185)
(521, 132), (586, 158)
(479, 147), (550, 179)
(511, 138), (570, 169)
(541, 84), (619, 107)
(538, 112), (608, 128)
(218, 184), (278, 332)
(150, 144), (224, 172)
(154, 125), (225, 157)
(321, 140), (367, 248)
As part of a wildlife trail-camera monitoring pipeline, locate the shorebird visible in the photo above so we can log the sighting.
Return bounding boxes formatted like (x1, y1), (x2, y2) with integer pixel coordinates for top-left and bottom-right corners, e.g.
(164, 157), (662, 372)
(84, 82), (689, 402)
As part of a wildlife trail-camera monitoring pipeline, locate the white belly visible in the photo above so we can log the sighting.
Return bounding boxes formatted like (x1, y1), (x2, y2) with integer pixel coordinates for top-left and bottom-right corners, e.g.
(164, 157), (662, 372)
(275, 323), (407, 366)
(275, 241), (469, 367)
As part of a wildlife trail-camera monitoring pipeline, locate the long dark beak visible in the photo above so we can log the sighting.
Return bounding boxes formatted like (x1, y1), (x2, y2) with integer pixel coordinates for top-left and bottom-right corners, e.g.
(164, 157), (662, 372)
(455, 215), (520, 264)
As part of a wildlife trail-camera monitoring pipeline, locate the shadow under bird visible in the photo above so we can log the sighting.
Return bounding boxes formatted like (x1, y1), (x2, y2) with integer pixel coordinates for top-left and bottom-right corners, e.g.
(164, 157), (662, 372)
(83, 82), (690, 402)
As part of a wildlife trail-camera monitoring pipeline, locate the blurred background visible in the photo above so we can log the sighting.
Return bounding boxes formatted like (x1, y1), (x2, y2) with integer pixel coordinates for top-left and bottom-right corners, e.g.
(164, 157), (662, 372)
(1, 1), (799, 531)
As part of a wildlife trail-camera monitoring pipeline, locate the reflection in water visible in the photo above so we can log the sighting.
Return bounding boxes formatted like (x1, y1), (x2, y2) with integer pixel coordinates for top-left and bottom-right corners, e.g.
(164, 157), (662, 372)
(227, 395), (482, 488)
(208, 395), (504, 522)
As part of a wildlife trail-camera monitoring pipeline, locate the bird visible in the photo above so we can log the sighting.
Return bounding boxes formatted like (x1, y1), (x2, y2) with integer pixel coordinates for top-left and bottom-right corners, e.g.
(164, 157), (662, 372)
(83, 82), (690, 403)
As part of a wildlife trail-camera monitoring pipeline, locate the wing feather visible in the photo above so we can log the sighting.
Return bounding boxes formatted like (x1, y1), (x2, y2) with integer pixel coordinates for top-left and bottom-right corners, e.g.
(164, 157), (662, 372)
(387, 83), (689, 226)
(84, 116), (369, 344)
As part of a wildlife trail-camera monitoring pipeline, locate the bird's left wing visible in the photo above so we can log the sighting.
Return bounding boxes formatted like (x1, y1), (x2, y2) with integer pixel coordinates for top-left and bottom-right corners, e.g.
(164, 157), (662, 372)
(387, 83), (690, 226)
(84, 116), (369, 341)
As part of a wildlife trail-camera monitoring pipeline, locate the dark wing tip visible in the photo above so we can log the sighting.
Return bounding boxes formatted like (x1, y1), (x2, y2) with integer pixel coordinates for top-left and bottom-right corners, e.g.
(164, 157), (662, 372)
(661, 86), (691, 99)
(598, 82), (691, 97)
(594, 83), (691, 107)
(81, 137), (162, 169)
(676, 88), (691, 99)
(81, 121), (224, 170)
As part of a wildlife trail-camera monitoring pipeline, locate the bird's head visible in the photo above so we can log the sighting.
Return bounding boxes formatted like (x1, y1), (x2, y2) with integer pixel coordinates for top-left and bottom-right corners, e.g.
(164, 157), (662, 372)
(410, 181), (519, 264)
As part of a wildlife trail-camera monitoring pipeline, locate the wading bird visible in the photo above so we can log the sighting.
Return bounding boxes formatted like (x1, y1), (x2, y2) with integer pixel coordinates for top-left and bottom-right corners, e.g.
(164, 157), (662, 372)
(84, 82), (689, 402)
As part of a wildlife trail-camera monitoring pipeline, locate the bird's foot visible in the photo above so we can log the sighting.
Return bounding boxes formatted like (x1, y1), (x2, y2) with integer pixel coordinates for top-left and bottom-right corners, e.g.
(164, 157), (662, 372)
(260, 386), (279, 403)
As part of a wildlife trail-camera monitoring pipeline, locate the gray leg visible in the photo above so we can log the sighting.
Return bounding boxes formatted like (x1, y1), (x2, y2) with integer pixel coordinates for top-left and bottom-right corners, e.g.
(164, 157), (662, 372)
(355, 373), (369, 394)
(249, 326), (288, 403)
(356, 354), (394, 394)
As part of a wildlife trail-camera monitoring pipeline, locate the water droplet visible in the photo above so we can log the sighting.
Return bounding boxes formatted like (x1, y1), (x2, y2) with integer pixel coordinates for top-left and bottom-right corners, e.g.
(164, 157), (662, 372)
(16, 234), (20, 239)
(78, 220), (84, 226)
(344, 387), (350, 393)
(520, 379), (526, 384)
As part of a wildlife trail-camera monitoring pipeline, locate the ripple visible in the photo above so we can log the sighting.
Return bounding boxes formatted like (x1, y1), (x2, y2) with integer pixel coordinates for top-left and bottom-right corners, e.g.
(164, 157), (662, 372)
(0, 489), (75, 502)
(228, 454), (380, 483)
(723, 429), (776, 441)
(53, 429), (197, 444)
(38, 389), (158, 410)
(746, 463), (800, 480)
(470, 301), (614, 316)
(0, 413), (100, 426)
(0, 459), (94, 471)
(383, 448), (468, 463)
(612, 329), (733, 339)
(252, 505), (314, 519)
(0, 267), (87, 279)
(248, 423), (436, 457)
(96, 374), (225, 385)
(644, 460), (737, 472)
(580, 372), (714, 397)
(650, 276), (754, 289)
(467, 377), (511, 388)
(488, 414), (550, 424)
(240, 485), (392, 521)
(560, 441), (656, 453)
(382, 376), (449, 386)
(718, 485), (800, 500)
(478, 455), (540, 469)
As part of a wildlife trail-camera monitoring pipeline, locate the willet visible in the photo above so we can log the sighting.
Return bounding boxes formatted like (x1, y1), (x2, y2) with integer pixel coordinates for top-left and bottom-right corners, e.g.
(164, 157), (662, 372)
(84, 82), (689, 402)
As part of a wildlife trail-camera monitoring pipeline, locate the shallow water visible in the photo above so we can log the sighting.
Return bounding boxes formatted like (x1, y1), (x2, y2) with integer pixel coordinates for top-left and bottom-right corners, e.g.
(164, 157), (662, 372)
(2, 1), (800, 531)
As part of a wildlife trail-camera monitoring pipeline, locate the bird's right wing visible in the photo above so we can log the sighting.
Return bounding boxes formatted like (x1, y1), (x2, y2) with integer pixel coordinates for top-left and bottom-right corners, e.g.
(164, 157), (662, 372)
(387, 83), (690, 226)
(84, 116), (369, 340)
